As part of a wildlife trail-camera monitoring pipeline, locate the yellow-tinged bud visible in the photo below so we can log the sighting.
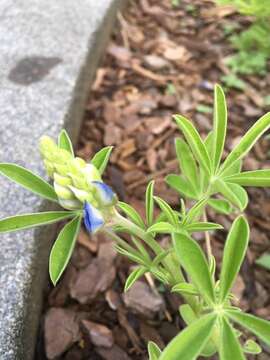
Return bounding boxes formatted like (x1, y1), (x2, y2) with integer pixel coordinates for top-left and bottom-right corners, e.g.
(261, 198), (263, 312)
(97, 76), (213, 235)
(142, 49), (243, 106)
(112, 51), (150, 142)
(54, 173), (72, 186)
(39, 134), (116, 213)
(54, 182), (75, 200)
(44, 160), (55, 177)
(54, 163), (69, 176)
(39, 135), (58, 156)
(83, 164), (101, 185)
(69, 186), (91, 203)
(70, 174), (88, 189)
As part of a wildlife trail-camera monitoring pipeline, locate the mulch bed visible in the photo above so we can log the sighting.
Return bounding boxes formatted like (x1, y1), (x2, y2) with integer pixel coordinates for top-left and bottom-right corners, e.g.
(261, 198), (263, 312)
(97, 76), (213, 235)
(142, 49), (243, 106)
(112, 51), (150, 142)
(36, 1), (270, 359)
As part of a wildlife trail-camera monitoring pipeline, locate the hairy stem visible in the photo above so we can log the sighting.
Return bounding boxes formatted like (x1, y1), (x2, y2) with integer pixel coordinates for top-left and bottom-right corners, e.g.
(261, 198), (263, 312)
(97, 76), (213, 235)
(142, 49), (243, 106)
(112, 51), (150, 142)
(113, 211), (199, 312)
(203, 210), (212, 261)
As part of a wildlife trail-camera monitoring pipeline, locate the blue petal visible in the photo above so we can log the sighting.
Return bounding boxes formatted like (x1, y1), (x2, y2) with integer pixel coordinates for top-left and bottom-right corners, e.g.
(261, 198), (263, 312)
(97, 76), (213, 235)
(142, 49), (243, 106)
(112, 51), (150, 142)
(91, 181), (115, 206)
(83, 202), (104, 233)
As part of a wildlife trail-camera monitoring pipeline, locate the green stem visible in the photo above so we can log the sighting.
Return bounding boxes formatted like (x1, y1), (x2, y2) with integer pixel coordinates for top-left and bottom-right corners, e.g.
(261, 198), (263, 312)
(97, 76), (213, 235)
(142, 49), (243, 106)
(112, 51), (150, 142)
(114, 212), (164, 256)
(114, 211), (198, 312)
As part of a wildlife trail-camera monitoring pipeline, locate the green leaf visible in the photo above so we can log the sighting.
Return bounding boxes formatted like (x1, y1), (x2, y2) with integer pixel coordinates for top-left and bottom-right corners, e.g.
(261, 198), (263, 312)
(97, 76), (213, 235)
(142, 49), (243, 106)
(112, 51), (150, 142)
(220, 112), (270, 174)
(0, 211), (76, 233)
(224, 170), (270, 187)
(183, 198), (208, 225)
(152, 250), (171, 267)
(256, 253), (270, 270)
(49, 216), (81, 285)
(148, 341), (162, 360)
(243, 339), (261, 354)
(172, 283), (199, 296)
(185, 222), (223, 232)
(174, 115), (212, 175)
(179, 304), (217, 357)
(173, 233), (215, 304)
(154, 196), (178, 226)
(115, 245), (146, 266)
(91, 146), (113, 175)
(221, 159), (242, 177)
(110, 232), (143, 258)
(58, 129), (74, 156)
(175, 138), (199, 191)
(130, 236), (151, 263)
(124, 267), (147, 292)
(226, 310), (270, 347)
(219, 216), (249, 302)
(197, 104), (212, 114)
(0, 163), (58, 202)
(145, 180), (155, 226)
(159, 314), (217, 360)
(147, 222), (175, 234)
(213, 84), (227, 171)
(220, 317), (245, 360)
(118, 202), (145, 229)
(165, 174), (198, 199)
(179, 304), (197, 325)
(208, 198), (233, 215)
(214, 179), (248, 210)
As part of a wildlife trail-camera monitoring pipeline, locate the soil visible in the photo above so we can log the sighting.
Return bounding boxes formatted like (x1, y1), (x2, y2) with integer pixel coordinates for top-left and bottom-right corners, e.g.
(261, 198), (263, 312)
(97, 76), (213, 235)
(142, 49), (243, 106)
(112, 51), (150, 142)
(36, 1), (270, 359)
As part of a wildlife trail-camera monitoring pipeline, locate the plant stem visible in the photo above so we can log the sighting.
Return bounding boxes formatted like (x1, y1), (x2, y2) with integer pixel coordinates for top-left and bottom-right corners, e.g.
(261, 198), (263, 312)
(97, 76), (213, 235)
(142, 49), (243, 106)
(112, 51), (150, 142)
(114, 212), (164, 256)
(203, 210), (212, 261)
(113, 211), (199, 312)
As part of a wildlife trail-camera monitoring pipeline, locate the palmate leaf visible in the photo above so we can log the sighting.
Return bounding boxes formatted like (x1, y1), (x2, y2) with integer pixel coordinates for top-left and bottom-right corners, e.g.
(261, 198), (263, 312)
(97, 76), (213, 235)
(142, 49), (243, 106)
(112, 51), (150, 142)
(208, 198), (233, 215)
(145, 180), (155, 226)
(124, 266), (147, 292)
(172, 283), (199, 296)
(117, 201), (145, 229)
(185, 222), (223, 232)
(115, 245), (146, 266)
(154, 196), (178, 226)
(173, 233), (215, 304)
(91, 146), (113, 175)
(219, 216), (249, 302)
(256, 253), (270, 270)
(0, 163), (58, 202)
(175, 138), (199, 192)
(49, 216), (81, 285)
(183, 198), (208, 225)
(174, 115), (212, 175)
(148, 341), (162, 360)
(214, 179), (248, 211)
(165, 174), (198, 200)
(159, 313), (217, 360)
(243, 339), (262, 354)
(179, 304), (217, 357)
(0, 211), (76, 233)
(220, 112), (270, 174)
(224, 170), (270, 187)
(58, 129), (74, 156)
(147, 222), (176, 234)
(221, 159), (242, 177)
(220, 317), (245, 360)
(226, 310), (270, 347)
(213, 84), (227, 171)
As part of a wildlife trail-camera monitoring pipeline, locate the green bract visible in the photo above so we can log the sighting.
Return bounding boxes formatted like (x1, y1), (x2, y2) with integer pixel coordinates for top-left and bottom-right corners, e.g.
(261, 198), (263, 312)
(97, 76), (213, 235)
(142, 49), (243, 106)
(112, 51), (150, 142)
(0, 86), (270, 359)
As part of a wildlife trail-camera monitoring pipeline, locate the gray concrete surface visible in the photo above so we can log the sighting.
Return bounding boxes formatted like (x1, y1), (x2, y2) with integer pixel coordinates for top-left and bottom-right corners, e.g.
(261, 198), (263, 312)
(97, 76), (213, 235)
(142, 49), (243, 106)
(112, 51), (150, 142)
(0, 1), (125, 358)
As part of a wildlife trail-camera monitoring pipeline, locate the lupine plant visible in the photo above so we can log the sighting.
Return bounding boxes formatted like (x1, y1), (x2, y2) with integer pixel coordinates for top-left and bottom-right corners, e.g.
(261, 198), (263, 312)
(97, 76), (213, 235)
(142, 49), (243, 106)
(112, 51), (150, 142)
(0, 85), (270, 359)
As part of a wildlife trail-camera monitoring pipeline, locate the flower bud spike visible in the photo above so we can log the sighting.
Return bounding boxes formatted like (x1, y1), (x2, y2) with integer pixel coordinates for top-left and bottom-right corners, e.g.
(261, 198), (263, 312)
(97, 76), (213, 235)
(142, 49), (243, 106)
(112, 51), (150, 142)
(59, 198), (82, 210)
(91, 181), (117, 206)
(84, 202), (104, 233)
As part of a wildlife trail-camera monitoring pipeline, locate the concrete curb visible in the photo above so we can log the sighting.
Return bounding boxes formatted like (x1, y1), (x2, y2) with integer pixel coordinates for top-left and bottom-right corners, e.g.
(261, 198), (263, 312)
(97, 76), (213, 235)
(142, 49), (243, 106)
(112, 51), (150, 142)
(0, 1), (125, 358)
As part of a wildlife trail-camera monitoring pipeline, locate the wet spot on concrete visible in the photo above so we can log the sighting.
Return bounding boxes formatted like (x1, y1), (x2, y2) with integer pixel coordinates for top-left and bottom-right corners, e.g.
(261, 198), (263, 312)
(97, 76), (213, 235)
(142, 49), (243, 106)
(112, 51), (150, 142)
(8, 56), (62, 85)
